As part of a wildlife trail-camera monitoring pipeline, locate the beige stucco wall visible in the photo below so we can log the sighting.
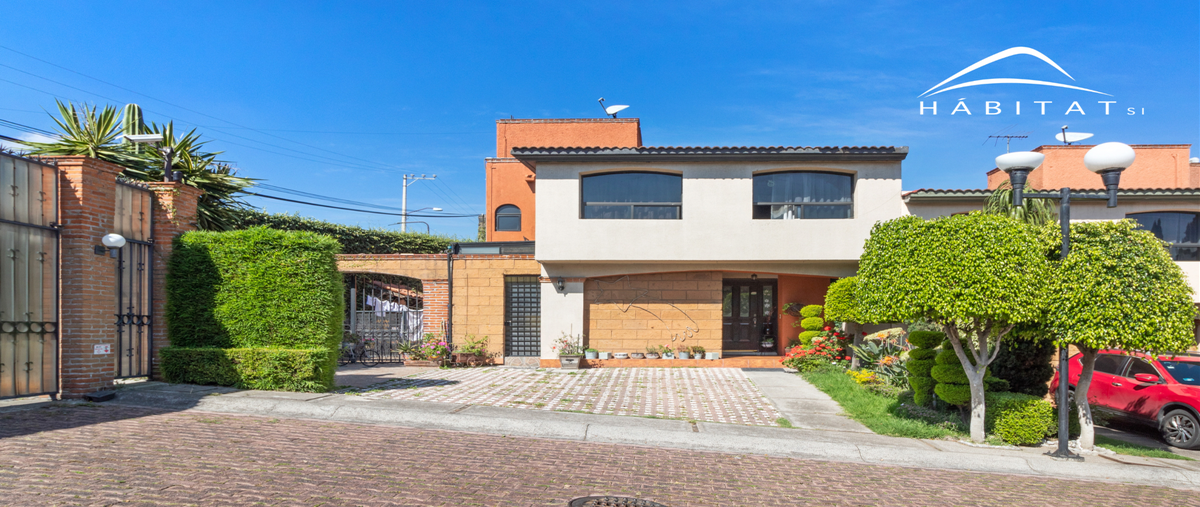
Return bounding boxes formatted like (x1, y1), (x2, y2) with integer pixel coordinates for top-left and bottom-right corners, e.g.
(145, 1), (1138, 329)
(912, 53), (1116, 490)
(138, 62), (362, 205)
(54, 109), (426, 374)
(534, 160), (904, 263)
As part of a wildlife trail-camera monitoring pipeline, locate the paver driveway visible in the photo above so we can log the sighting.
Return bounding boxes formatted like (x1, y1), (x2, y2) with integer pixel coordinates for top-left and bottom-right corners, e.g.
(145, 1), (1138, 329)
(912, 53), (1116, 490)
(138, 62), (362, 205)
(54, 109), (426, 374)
(342, 367), (783, 426)
(2, 404), (1196, 506)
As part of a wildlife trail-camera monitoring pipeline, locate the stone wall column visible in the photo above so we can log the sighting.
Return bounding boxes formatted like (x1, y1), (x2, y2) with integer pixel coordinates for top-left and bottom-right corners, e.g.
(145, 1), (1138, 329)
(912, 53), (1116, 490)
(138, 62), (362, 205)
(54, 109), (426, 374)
(422, 279), (449, 339)
(143, 182), (202, 380)
(52, 156), (122, 398)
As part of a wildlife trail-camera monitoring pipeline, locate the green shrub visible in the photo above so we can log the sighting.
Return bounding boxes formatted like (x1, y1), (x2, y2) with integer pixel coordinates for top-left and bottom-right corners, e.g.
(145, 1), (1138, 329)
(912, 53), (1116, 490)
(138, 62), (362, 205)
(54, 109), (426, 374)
(165, 227), (343, 392)
(990, 336), (1056, 397)
(931, 363), (968, 384)
(800, 305), (824, 319)
(800, 317), (825, 331)
(910, 377), (937, 405)
(934, 346), (960, 365)
(160, 347), (335, 392)
(984, 376), (1011, 393)
(906, 358), (935, 377)
(908, 348), (937, 361)
(797, 331), (821, 345)
(934, 383), (972, 405)
(907, 331), (944, 349)
(986, 392), (1054, 445)
(824, 278), (857, 323)
(230, 209), (457, 254)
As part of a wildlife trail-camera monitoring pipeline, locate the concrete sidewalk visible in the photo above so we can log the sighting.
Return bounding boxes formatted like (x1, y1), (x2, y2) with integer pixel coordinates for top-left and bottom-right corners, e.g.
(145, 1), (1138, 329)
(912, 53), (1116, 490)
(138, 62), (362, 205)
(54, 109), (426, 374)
(84, 372), (1200, 492)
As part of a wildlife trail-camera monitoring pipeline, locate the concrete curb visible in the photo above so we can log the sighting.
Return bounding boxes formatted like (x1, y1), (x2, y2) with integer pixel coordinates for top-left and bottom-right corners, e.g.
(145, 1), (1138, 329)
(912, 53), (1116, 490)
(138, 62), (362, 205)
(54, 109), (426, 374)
(105, 383), (1200, 492)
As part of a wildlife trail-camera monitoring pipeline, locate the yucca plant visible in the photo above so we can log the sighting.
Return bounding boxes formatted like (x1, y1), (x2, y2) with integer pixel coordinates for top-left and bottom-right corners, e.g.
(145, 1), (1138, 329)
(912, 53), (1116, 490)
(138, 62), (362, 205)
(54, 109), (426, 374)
(983, 180), (1058, 227)
(22, 100), (148, 176)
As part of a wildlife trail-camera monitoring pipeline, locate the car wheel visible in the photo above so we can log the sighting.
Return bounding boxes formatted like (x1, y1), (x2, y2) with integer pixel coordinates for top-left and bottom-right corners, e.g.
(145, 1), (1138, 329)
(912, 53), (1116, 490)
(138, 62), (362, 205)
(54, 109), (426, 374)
(1160, 409), (1200, 449)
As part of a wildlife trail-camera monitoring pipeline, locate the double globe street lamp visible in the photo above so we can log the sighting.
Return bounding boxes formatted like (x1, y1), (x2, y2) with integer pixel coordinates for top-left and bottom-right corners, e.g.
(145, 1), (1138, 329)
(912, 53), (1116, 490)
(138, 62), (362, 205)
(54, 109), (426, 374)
(996, 141), (1137, 460)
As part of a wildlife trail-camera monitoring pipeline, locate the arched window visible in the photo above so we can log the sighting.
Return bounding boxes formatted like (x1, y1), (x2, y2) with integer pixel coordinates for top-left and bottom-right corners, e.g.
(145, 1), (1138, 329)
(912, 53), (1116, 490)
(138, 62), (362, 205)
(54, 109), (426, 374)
(581, 172), (682, 219)
(495, 204), (521, 231)
(753, 171), (853, 219)
(1127, 211), (1199, 261)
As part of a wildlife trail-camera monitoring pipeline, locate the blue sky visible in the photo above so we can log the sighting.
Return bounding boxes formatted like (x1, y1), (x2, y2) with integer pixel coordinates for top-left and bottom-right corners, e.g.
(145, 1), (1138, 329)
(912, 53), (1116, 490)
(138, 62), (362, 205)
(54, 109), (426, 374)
(1, 1), (1196, 238)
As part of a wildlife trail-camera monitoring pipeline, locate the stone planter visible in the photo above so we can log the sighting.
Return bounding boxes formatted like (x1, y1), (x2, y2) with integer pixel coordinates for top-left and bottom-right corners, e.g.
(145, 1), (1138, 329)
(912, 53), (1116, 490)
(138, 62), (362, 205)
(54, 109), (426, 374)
(705, 352), (720, 360)
(452, 353), (484, 366)
(613, 352), (628, 359)
(630, 353), (644, 359)
(676, 351), (690, 360)
(599, 352), (611, 360)
(559, 354), (583, 370)
(644, 353), (659, 359)
(585, 351), (598, 360)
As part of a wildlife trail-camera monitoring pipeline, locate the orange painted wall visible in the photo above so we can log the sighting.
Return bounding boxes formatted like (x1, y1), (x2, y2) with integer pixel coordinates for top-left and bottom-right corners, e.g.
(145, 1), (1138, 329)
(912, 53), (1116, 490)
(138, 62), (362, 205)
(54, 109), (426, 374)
(986, 144), (1199, 190)
(776, 274), (834, 354)
(485, 119), (642, 241)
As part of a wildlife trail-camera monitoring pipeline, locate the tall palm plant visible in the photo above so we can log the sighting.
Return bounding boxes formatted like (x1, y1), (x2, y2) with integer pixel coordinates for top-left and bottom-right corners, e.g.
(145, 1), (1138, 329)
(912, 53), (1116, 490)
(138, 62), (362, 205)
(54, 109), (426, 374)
(983, 179), (1058, 227)
(24, 101), (254, 230)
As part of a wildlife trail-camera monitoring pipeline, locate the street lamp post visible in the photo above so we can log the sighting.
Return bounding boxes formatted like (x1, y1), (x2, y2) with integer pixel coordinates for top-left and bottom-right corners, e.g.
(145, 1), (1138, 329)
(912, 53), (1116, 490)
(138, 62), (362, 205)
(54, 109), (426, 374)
(392, 207), (441, 234)
(996, 141), (1136, 460)
(401, 174), (437, 232)
(123, 133), (181, 182)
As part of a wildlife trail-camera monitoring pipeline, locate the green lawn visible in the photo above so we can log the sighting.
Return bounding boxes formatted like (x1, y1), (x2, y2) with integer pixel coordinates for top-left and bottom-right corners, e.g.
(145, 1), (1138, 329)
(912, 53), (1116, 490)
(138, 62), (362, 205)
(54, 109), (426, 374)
(800, 368), (964, 440)
(1095, 435), (1195, 461)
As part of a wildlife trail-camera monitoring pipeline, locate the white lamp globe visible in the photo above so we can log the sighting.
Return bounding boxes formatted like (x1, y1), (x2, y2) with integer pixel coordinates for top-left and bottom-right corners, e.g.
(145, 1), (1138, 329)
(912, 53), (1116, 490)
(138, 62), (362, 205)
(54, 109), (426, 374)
(101, 233), (126, 249)
(995, 151), (1045, 172)
(1084, 142), (1136, 174)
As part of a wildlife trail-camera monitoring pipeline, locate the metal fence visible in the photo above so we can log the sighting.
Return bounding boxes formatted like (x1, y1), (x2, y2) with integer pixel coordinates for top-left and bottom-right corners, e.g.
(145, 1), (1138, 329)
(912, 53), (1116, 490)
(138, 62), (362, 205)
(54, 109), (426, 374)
(113, 181), (154, 378)
(0, 153), (59, 399)
(344, 275), (424, 363)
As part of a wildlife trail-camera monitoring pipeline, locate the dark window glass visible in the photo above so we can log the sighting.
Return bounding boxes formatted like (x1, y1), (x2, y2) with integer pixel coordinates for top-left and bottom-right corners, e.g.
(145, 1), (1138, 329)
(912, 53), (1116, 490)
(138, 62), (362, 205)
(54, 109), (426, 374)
(1161, 361), (1200, 386)
(1094, 354), (1129, 375)
(1127, 212), (1200, 261)
(1125, 358), (1160, 378)
(495, 204), (521, 231)
(581, 172), (682, 219)
(753, 172), (853, 219)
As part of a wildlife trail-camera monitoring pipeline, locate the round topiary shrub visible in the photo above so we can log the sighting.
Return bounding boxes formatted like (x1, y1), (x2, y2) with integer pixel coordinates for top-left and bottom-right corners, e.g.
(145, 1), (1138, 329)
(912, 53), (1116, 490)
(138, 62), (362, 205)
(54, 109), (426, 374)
(907, 330), (944, 349)
(908, 348), (937, 361)
(909, 376), (937, 405)
(931, 363), (969, 384)
(934, 383), (972, 406)
(934, 346), (959, 365)
(800, 317), (825, 331)
(800, 305), (824, 318)
(797, 331), (821, 346)
(906, 358), (935, 377)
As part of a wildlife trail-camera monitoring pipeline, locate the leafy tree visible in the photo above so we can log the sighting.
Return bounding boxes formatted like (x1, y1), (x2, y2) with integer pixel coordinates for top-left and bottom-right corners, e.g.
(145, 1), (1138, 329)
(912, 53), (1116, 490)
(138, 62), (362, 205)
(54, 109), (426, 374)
(856, 213), (1050, 441)
(824, 276), (858, 323)
(988, 331), (1055, 397)
(983, 179), (1058, 228)
(1044, 220), (1196, 449)
(23, 101), (253, 230)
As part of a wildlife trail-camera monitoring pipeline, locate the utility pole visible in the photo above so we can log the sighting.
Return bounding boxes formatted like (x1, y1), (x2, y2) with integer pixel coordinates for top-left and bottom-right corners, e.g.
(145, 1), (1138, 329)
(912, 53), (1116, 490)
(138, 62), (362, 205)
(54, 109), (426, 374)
(401, 174), (436, 232)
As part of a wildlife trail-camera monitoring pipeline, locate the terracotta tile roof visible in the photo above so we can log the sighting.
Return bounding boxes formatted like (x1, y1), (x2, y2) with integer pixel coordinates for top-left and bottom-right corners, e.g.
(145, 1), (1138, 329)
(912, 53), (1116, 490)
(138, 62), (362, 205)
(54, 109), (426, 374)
(903, 187), (1200, 199)
(511, 145), (908, 162)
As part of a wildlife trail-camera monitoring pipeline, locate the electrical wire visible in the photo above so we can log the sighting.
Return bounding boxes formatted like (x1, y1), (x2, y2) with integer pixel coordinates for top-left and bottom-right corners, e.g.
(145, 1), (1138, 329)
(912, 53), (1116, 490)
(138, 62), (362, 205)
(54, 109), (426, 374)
(244, 191), (478, 218)
(256, 183), (410, 212)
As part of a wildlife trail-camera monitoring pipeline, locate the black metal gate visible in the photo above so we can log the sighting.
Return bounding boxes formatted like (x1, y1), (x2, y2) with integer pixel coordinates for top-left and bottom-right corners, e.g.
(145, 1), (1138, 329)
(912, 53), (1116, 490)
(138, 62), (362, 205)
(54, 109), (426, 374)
(0, 153), (59, 399)
(113, 181), (153, 378)
(504, 275), (540, 357)
(344, 274), (424, 363)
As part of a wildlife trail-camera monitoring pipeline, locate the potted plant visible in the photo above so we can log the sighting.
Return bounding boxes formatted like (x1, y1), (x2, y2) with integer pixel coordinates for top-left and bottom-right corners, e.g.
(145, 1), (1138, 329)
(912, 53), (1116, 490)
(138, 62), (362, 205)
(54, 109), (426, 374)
(644, 346), (659, 360)
(689, 345), (705, 359)
(553, 331), (585, 370)
(585, 348), (599, 360)
(599, 351), (611, 360)
(406, 333), (451, 367)
(630, 352), (644, 359)
(452, 335), (489, 366)
(613, 352), (628, 359)
(675, 344), (690, 360)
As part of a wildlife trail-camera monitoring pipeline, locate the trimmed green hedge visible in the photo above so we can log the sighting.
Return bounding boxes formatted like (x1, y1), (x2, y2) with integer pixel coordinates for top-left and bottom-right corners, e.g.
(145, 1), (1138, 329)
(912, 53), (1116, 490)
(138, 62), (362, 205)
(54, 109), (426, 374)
(986, 392), (1055, 445)
(907, 331), (944, 349)
(798, 330), (821, 346)
(934, 383), (972, 405)
(160, 347), (335, 392)
(931, 363), (969, 384)
(800, 317), (825, 331)
(908, 348), (937, 361)
(906, 358), (936, 378)
(230, 209), (457, 254)
(164, 227), (343, 392)
(800, 304), (824, 319)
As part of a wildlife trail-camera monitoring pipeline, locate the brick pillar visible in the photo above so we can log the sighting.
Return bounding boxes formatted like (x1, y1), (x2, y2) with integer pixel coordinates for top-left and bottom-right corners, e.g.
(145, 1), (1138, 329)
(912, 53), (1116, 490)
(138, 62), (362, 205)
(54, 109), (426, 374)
(422, 279), (449, 338)
(144, 182), (202, 379)
(53, 156), (122, 398)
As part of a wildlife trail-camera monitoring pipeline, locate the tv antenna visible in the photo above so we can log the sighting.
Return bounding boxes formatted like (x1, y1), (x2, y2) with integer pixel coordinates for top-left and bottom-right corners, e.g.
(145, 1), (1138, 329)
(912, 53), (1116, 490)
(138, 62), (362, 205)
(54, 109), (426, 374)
(1055, 125), (1094, 145)
(597, 98), (630, 118)
(985, 134), (1029, 153)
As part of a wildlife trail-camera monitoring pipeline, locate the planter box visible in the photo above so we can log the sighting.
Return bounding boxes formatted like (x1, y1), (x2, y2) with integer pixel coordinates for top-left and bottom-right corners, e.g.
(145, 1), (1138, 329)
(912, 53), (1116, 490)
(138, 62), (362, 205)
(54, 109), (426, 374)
(599, 352), (611, 360)
(676, 352), (690, 360)
(559, 354), (583, 370)
(705, 352), (720, 360)
(405, 359), (444, 367)
(613, 352), (628, 359)
(585, 351), (598, 360)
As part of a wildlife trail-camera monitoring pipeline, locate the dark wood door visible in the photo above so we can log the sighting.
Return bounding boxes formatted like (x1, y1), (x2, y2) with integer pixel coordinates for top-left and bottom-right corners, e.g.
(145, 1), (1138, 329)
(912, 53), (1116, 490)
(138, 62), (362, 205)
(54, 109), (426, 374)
(722, 279), (777, 354)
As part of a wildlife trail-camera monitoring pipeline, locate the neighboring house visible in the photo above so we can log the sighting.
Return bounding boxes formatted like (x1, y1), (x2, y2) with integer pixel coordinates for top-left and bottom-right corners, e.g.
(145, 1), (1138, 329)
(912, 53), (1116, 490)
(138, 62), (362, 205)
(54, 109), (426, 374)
(904, 144), (1200, 342)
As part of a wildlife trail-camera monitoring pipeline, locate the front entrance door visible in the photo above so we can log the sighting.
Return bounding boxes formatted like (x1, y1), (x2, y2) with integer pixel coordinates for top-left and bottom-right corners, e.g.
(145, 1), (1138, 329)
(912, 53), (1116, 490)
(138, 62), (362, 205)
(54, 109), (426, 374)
(504, 276), (541, 358)
(722, 279), (777, 355)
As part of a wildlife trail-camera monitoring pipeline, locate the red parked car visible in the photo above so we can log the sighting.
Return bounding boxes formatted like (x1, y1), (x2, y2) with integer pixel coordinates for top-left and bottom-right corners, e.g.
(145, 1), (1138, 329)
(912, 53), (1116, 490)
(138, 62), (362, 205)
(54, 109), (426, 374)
(1051, 350), (1200, 449)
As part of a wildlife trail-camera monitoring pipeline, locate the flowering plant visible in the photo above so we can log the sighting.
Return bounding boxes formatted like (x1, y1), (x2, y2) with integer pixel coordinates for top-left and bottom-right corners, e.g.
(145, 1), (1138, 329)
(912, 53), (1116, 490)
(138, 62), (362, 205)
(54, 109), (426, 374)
(552, 332), (584, 356)
(781, 334), (849, 371)
(410, 333), (451, 360)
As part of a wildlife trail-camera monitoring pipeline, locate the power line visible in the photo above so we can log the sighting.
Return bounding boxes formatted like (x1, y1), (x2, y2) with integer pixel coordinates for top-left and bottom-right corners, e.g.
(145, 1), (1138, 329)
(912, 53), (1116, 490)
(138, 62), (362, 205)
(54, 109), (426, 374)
(256, 183), (410, 212)
(244, 191), (478, 218)
(0, 117), (56, 137)
(194, 125), (490, 135)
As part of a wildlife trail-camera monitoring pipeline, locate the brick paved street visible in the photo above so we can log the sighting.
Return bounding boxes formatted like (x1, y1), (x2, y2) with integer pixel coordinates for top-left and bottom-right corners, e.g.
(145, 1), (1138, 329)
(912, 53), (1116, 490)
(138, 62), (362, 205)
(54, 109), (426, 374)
(1, 404), (1196, 506)
(342, 367), (782, 426)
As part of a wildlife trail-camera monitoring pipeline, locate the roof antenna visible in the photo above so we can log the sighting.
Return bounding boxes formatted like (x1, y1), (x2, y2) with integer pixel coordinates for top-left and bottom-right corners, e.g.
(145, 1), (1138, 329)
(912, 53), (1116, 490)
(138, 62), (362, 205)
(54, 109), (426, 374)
(1055, 125), (1094, 145)
(597, 97), (630, 118)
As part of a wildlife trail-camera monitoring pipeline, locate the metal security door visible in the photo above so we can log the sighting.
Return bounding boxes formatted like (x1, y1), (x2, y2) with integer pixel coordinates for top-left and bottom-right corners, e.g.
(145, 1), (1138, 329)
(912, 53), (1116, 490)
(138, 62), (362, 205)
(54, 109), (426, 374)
(504, 276), (540, 357)
(0, 153), (59, 399)
(113, 181), (153, 378)
(344, 274), (424, 363)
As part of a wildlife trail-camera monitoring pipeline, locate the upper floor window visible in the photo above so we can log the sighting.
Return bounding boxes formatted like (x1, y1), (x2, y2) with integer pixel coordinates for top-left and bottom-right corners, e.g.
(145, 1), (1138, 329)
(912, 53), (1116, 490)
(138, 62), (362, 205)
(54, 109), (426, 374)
(753, 171), (853, 219)
(495, 204), (521, 231)
(581, 172), (681, 219)
(1127, 211), (1199, 261)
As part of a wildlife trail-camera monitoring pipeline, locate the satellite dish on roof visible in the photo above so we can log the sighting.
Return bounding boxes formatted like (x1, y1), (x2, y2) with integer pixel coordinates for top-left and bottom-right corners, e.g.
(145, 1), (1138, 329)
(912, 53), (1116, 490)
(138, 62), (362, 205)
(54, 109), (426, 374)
(598, 98), (630, 118)
(1056, 125), (1093, 145)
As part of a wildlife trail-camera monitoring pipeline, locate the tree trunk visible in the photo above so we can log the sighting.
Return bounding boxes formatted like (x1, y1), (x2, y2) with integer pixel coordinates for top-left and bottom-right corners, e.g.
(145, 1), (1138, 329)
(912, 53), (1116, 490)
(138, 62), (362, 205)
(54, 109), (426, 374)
(849, 322), (862, 369)
(1075, 346), (1098, 450)
(965, 366), (988, 442)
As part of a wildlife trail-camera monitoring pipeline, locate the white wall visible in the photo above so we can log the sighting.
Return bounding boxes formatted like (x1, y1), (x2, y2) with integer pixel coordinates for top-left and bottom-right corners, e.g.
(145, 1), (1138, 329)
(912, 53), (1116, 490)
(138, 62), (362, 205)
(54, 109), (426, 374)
(535, 160), (904, 263)
(539, 279), (585, 360)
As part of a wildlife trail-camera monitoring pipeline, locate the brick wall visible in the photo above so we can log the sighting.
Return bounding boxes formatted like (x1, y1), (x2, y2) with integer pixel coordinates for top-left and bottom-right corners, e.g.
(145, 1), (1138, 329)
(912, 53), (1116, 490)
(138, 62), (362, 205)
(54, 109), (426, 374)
(144, 182), (202, 379)
(584, 272), (723, 356)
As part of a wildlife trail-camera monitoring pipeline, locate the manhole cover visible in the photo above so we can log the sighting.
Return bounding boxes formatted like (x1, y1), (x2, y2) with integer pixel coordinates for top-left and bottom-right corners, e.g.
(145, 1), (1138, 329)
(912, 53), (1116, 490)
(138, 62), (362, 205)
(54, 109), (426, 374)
(568, 496), (668, 507)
